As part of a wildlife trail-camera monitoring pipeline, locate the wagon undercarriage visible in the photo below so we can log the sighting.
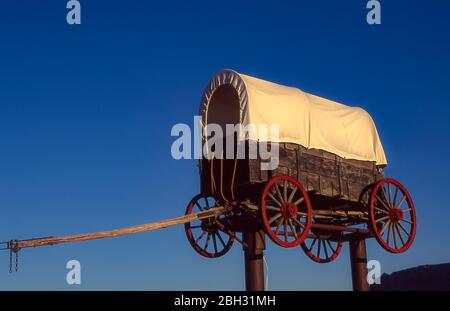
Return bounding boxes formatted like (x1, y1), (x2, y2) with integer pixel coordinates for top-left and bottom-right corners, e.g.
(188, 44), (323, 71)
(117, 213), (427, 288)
(186, 169), (416, 264)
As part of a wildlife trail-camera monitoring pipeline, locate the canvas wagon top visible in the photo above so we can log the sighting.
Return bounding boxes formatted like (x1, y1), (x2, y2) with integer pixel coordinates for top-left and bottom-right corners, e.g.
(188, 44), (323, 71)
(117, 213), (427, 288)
(200, 69), (387, 166)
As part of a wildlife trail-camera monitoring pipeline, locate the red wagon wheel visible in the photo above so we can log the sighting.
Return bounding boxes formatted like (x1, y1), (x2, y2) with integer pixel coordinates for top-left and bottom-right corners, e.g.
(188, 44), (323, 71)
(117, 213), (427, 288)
(301, 221), (343, 263)
(261, 175), (312, 248)
(369, 178), (416, 253)
(184, 194), (234, 258)
(301, 237), (343, 263)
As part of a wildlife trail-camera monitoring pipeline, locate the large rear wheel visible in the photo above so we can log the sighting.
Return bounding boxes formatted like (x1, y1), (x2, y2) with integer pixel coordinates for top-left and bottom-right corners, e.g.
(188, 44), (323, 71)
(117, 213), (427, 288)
(369, 178), (416, 253)
(261, 175), (312, 248)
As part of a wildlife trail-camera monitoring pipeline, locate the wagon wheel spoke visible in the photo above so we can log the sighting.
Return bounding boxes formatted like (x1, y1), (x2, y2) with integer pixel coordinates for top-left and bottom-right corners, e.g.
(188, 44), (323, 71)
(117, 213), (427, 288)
(268, 192), (282, 207)
(195, 231), (206, 244)
(392, 186), (399, 208)
(379, 220), (391, 236)
(274, 183), (284, 204)
(204, 232), (212, 250)
(386, 224), (392, 245)
(323, 240), (329, 259)
(292, 217), (306, 228)
(216, 226), (229, 236)
(195, 201), (204, 211)
(274, 218), (283, 235)
(284, 220), (288, 241)
(269, 213), (282, 225)
(288, 219), (297, 238)
(392, 224), (398, 249)
(396, 221), (410, 237)
(294, 197), (305, 206)
(288, 187), (298, 203)
(309, 238), (317, 251)
(214, 221), (242, 246)
(212, 233), (218, 254)
(375, 215), (390, 223)
(387, 184), (392, 207)
(379, 188), (387, 206)
(266, 205), (281, 212)
(394, 223), (405, 246)
(216, 231), (226, 247)
(204, 197), (210, 209)
(326, 240), (335, 253)
(376, 195), (391, 211)
(217, 227), (241, 245)
(395, 194), (407, 209)
(317, 240), (321, 258)
(400, 218), (413, 225)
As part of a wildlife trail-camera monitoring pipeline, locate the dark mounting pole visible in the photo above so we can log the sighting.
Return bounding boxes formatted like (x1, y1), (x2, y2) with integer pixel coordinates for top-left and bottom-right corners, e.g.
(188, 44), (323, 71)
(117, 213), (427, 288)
(243, 228), (265, 291)
(349, 238), (369, 291)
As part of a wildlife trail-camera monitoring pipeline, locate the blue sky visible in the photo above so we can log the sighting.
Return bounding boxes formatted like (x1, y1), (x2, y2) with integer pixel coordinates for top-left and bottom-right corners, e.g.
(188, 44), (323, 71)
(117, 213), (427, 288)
(0, 0), (449, 290)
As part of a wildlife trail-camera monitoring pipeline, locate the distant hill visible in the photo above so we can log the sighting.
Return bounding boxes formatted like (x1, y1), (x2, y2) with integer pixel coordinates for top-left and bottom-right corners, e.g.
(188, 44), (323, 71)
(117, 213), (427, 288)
(370, 263), (450, 290)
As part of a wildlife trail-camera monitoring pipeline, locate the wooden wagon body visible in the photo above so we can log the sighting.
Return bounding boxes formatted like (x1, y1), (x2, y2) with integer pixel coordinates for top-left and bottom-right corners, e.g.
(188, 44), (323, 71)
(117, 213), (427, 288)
(200, 142), (384, 205)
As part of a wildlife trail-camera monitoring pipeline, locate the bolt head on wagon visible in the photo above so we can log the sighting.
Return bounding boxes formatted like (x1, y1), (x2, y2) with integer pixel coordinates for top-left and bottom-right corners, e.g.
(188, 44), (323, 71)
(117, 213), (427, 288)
(184, 69), (416, 262)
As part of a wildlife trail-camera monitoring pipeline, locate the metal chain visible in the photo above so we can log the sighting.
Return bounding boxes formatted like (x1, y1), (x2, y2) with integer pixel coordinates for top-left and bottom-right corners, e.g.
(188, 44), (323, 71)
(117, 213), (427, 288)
(9, 249), (12, 273)
(8, 240), (19, 273)
(15, 250), (19, 272)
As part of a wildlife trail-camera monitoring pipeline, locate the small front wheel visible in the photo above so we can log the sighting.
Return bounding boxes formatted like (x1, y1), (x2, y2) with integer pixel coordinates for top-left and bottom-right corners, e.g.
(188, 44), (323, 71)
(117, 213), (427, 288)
(184, 194), (234, 258)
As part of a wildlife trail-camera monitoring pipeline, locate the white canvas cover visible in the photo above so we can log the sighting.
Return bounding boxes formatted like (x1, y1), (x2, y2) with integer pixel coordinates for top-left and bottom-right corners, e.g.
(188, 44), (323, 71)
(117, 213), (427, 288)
(200, 69), (387, 165)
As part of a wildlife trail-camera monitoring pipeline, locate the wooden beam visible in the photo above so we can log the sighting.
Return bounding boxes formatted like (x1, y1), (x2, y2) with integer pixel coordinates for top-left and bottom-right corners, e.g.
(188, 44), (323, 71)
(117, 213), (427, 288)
(9, 206), (229, 250)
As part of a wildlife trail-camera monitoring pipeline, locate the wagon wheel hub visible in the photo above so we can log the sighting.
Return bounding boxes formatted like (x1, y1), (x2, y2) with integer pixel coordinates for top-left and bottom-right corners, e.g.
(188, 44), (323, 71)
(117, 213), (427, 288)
(201, 218), (218, 233)
(281, 203), (298, 219)
(389, 207), (404, 223)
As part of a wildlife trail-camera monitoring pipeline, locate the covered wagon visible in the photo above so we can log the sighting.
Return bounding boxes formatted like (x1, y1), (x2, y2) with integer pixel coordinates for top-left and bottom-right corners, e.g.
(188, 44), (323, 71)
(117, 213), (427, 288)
(184, 69), (416, 263)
